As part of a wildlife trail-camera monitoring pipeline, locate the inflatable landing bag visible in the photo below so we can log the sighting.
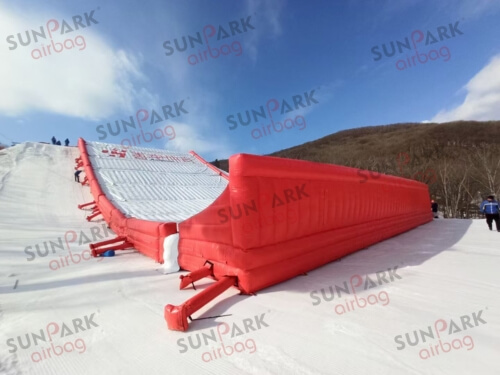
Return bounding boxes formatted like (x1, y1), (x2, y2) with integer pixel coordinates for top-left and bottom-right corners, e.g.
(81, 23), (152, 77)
(165, 154), (432, 331)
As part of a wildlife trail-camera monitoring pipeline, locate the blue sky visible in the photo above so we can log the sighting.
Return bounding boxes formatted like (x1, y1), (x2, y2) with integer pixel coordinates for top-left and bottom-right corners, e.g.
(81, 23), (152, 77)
(1, 0), (500, 160)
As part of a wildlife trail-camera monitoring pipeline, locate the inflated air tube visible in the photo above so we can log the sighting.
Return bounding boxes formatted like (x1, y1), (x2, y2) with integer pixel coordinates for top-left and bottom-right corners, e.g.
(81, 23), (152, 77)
(167, 153), (432, 330)
(77, 138), (178, 262)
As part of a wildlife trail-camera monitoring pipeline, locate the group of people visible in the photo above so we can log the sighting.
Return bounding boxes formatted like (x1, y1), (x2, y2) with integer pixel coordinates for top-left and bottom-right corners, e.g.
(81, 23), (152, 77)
(431, 195), (500, 232)
(51, 136), (70, 146)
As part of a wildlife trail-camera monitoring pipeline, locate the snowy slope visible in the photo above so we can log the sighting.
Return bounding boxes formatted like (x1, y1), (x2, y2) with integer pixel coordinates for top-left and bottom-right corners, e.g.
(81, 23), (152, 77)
(0, 143), (499, 375)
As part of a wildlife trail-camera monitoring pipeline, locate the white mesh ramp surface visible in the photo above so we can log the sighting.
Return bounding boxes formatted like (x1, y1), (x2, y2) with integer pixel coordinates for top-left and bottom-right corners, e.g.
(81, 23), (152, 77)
(85, 141), (228, 222)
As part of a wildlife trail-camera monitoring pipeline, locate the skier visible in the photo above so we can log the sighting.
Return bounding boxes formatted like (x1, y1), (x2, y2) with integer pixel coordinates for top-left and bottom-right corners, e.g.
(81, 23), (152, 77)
(431, 200), (438, 219)
(480, 195), (500, 232)
(51, 136), (56, 145)
(74, 170), (83, 183)
(64, 138), (70, 146)
(56, 140), (61, 145)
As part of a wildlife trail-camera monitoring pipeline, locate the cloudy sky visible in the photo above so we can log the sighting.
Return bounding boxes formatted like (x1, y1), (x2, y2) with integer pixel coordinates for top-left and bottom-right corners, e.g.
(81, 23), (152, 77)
(1, 0), (499, 159)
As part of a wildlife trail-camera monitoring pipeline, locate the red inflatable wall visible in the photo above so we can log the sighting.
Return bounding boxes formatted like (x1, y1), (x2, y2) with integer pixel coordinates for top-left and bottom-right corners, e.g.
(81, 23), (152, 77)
(179, 153), (432, 294)
(77, 138), (178, 262)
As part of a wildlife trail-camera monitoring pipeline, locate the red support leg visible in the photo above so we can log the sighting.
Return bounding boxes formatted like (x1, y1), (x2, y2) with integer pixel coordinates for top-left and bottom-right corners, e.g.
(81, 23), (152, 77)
(86, 210), (101, 221)
(81, 176), (88, 186)
(90, 236), (125, 249)
(90, 236), (133, 257)
(78, 201), (95, 209)
(164, 276), (237, 332)
(179, 262), (213, 289)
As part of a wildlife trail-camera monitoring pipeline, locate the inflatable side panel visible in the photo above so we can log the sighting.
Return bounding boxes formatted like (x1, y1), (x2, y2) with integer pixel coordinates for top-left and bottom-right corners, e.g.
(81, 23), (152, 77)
(180, 186), (248, 273)
(96, 195), (127, 236)
(126, 220), (177, 262)
(78, 138), (177, 262)
(189, 151), (229, 179)
(178, 153), (432, 293)
(79, 139), (123, 236)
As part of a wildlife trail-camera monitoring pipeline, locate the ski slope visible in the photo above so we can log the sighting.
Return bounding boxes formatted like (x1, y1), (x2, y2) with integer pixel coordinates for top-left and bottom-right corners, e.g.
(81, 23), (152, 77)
(0, 143), (499, 375)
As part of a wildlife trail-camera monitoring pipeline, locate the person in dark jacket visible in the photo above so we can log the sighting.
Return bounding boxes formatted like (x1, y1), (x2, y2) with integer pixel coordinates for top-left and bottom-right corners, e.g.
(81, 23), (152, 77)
(64, 138), (70, 146)
(74, 170), (83, 182)
(480, 195), (500, 231)
(51, 136), (57, 145)
(431, 200), (438, 218)
(56, 140), (61, 145)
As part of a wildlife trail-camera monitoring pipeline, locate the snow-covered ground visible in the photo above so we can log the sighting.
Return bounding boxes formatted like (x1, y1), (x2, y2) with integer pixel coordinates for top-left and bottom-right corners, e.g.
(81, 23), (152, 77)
(0, 143), (499, 375)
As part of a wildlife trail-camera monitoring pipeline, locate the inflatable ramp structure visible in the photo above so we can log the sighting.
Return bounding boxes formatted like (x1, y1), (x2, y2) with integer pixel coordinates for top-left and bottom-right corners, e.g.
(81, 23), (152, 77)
(75, 139), (432, 332)
(75, 139), (228, 264)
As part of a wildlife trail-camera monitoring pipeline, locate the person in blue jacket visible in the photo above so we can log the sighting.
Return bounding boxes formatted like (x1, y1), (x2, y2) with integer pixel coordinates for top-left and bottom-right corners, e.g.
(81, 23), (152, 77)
(480, 195), (500, 231)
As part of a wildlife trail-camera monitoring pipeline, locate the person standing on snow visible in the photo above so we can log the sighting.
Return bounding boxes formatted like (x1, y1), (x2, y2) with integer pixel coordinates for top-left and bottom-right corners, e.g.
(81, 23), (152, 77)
(64, 138), (70, 146)
(51, 136), (57, 145)
(74, 170), (83, 183)
(480, 195), (500, 231)
(431, 200), (438, 219)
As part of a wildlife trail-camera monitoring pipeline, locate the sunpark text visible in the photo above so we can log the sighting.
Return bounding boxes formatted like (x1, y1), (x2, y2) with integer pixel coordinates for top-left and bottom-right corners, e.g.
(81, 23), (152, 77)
(371, 21), (464, 71)
(6, 9), (99, 60)
(226, 89), (319, 140)
(162, 16), (255, 65)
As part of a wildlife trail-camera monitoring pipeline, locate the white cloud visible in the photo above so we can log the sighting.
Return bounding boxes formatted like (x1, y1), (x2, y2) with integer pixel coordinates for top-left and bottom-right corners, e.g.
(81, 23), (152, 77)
(166, 122), (234, 160)
(0, 5), (151, 120)
(245, 0), (285, 62)
(455, 0), (500, 18)
(431, 55), (500, 122)
(371, 0), (500, 20)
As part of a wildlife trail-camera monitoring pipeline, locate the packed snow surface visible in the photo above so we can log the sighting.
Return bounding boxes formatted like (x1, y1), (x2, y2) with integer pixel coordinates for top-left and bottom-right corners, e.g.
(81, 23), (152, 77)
(0, 143), (499, 375)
